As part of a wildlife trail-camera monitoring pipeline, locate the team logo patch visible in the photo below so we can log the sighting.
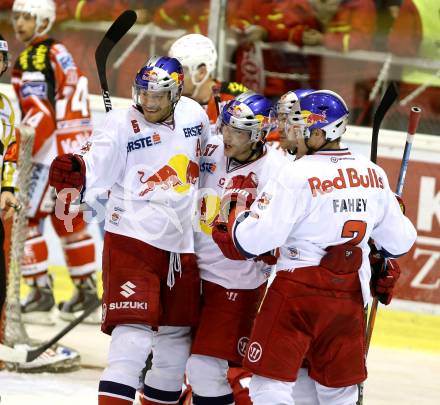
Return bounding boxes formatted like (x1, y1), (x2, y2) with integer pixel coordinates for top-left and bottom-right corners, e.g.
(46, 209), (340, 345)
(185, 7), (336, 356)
(57, 52), (75, 71)
(287, 247), (299, 259)
(200, 161), (217, 174)
(247, 342), (263, 363)
(302, 110), (328, 126)
(237, 337), (249, 357)
(79, 141), (92, 154)
(120, 281), (136, 298)
(229, 104), (243, 117)
(257, 192), (272, 210)
(143, 69), (158, 81)
(21, 82), (47, 99)
(110, 212), (120, 226)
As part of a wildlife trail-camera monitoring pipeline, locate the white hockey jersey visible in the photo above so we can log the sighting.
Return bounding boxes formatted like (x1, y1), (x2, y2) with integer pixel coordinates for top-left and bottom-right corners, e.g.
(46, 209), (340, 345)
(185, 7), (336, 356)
(232, 147), (417, 304)
(80, 96), (210, 252)
(195, 135), (288, 289)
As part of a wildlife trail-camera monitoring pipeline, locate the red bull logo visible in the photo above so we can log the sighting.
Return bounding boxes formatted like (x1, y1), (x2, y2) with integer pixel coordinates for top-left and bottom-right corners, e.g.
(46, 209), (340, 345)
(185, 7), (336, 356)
(199, 194), (221, 235)
(138, 154), (199, 196)
(170, 71), (184, 85)
(228, 104), (243, 117)
(256, 192), (272, 210)
(302, 110), (328, 126)
(142, 69), (158, 82)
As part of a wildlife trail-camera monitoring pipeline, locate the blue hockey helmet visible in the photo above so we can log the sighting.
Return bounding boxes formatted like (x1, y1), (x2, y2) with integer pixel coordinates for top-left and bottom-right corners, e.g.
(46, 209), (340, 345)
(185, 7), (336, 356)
(132, 56), (184, 107)
(300, 90), (349, 141)
(220, 91), (275, 142)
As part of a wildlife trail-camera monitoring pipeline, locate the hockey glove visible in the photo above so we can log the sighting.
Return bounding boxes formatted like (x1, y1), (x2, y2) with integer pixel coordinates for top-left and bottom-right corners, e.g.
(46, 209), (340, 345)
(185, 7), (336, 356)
(218, 172), (258, 222)
(369, 255), (401, 305)
(395, 194), (405, 214)
(212, 172), (258, 260)
(49, 153), (86, 194)
(212, 212), (246, 260)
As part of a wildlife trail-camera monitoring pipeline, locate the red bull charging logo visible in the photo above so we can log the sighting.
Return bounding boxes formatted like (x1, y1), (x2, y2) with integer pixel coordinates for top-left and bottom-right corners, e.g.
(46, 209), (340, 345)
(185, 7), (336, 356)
(137, 154), (199, 197)
(302, 110), (328, 126)
(228, 104), (243, 118)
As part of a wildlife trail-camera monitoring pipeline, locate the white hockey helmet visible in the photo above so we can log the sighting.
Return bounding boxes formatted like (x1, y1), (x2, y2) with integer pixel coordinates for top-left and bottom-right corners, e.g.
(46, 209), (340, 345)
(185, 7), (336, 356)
(168, 34), (217, 85)
(277, 88), (315, 126)
(12, 0), (56, 37)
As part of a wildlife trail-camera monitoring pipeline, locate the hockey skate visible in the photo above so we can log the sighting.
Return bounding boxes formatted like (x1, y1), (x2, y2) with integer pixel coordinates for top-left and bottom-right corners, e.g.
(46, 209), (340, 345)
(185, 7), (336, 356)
(58, 275), (101, 324)
(5, 342), (81, 373)
(21, 282), (56, 326)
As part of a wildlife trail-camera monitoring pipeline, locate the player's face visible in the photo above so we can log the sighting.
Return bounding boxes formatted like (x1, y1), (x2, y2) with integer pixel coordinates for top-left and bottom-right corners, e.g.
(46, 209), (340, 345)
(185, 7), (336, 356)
(221, 123), (253, 160)
(139, 90), (173, 123)
(12, 12), (37, 43)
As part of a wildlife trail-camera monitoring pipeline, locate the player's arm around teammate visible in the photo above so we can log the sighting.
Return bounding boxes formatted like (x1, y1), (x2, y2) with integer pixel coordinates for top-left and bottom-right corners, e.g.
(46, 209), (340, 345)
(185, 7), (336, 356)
(213, 90), (417, 405)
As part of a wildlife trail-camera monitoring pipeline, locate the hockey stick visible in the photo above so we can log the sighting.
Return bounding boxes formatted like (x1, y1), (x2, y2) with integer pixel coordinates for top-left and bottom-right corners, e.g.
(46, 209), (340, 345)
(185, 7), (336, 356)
(365, 106), (421, 355)
(95, 9), (137, 112)
(356, 82), (399, 405)
(370, 81), (399, 164)
(0, 300), (101, 363)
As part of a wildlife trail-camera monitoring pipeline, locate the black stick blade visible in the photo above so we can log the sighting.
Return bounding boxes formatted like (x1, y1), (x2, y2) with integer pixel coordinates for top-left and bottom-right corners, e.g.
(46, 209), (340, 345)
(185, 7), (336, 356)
(95, 10), (137, 111)
(370, 81), (399, 163)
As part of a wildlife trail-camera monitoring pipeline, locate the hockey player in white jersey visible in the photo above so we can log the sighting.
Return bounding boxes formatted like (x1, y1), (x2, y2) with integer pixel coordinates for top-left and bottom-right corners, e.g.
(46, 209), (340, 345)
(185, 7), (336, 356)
(212, 90), (417, 404)
(49, 56), (210, 405)
(186, 91), (280, 405)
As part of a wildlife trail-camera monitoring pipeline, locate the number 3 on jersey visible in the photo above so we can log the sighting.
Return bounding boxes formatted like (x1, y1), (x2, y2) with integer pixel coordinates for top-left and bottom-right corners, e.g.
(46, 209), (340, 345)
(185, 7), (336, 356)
(341, 220), (367, 245)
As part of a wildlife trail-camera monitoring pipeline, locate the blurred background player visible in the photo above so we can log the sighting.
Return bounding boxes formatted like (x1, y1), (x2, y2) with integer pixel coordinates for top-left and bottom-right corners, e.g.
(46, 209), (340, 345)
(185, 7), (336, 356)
(49, 56), (209, 405)
(186, 91), (277, 405)
(10, 0), (98, 325)
(0, 34), (20, 328)
(168, 33), (248, 124)
(213, 90), (417, 404)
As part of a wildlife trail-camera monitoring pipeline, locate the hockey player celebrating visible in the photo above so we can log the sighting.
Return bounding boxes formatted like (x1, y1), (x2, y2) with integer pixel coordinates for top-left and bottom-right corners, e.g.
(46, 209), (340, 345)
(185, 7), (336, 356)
(186, 90), (279, 405)
(0, 34), (19, 321)
(11, 0), (98, 324)
(49, 56), (210, 405)
(168, 33), (248, 123)
(213, 90), (417, 404)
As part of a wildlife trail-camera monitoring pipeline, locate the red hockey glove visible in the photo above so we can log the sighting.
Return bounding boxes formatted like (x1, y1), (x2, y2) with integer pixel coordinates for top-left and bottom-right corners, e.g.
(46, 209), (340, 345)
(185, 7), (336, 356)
(212, 210), (246, 260)
(49, 153), (86, 194)
(212, 172), (258, 261)
(370, 256), (401, 305)
(218, 172), (258, 222)
(395, 194), (405, 214)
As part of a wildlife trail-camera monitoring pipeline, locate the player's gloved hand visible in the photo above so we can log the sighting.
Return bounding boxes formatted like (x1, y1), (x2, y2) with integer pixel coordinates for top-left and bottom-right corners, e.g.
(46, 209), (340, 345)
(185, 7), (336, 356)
(218, 172), (258, 222)
(49, 153), (86, 194)
(213, 172), (258, 261)
(212, 214), (246, 260)
(395, 194), (405, 214)
(369, 242), (401, 305)
(254, 249), (278, 265)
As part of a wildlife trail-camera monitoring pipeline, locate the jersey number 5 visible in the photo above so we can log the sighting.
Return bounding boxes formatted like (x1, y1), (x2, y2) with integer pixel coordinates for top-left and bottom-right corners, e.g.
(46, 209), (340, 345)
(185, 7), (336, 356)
(341, 220), (367, 245)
